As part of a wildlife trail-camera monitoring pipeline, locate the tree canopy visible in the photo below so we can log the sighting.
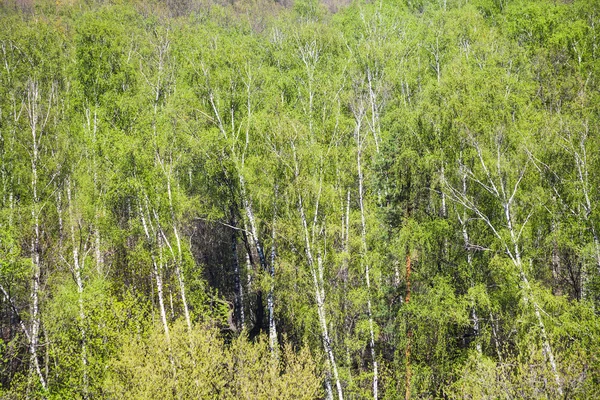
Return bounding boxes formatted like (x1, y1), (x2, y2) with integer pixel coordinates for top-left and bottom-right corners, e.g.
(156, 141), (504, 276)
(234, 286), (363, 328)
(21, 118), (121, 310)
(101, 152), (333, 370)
(1, 0), (600, 398)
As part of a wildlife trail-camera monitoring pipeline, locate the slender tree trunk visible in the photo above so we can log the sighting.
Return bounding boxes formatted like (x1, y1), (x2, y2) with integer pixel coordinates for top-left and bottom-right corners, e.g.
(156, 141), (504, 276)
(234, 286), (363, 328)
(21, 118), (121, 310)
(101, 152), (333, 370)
(30, 173), (45, 392)
(240, 175), (268, 271)
(203, 57), (270, 336)
(572, 131), (600, 296)
(268, 185), (278, 356)
(172, 224), (191, 332)
(291, 140), (343, 399)
(147, 32), (191, 333)
(504, 199), (562, 395)
(0, 283), (32, 345)
(447, 144), (563, 396)
(85, 107), (103, 275)
(357, 136), (378, 400)
(366, 68), (381, 154)
(490, 312), (503, 362)
(299, 194), (343, 400)
(354, 99), (378, 400)
(164, 174), (192, 333)
(239, 175), (273, 339)
(140, 202), (170, 343)
(43, 325), (49, 386)
(67, 179), (89, 397)
(26, 79), (47, 393)
(457, 165), (481, 352)
(155, 238), (170, 343)
(244, 220), (254, 295)
(56, 190), (64, 247)
(344, 190), (350, 277)
(341, 190), (354, 387)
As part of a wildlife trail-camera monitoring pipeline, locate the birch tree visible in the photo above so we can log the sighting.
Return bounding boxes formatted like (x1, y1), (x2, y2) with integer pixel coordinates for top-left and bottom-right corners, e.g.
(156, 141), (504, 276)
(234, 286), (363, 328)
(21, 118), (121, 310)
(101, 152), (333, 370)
(139, 25), (193, 333)
(350, 91), (378, 400)
(444, 131), (564, 396)
(292, 141), (343, 400)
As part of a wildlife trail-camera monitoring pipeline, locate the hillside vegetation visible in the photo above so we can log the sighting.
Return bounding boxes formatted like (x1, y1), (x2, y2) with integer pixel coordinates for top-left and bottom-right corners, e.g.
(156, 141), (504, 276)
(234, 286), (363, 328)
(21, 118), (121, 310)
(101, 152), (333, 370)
(1, 0), (600, 398)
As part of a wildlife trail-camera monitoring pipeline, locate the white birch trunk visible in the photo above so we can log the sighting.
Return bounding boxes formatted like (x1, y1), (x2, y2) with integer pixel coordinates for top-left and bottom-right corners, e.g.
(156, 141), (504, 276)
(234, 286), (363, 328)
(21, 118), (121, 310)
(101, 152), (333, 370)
(571, 128), (600, 296)
(366, 68), (381, 154)
(56, 190), (64, 247)
(506, 204), (562, 395)
(85, 107), (103, 275)
(172, 223), (192, 332)
(155, 237), (170, 343)
(446, 141), (563, 395)
(291, 137), (343, 399)
(203, 58), (272, 337)
(268, 185), (278, 356)
(140, 202), (170, 343)
(239, 175), (268, 271)
(358, 141), (378, 400)
(163, 174), (192, 333)
(0, 283), (32, 345)
(354, 98), (378, 400)
(457, 163), (481, 353)
(67, 179), (89, 397)
(26, 79), (47, 392)
(299, 194), (343, 400)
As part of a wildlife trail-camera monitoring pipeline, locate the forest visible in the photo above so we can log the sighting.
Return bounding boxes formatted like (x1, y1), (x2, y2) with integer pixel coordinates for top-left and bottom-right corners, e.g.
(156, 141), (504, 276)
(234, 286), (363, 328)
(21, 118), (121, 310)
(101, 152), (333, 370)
(0, 0), (599, 398)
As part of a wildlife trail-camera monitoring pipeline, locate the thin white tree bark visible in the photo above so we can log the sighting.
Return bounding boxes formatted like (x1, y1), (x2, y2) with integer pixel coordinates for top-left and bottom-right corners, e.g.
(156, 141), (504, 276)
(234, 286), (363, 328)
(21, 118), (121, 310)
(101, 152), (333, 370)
(84, 107), (103, 275)
(204, 62), (272, 336)
(25, 79), (49, 392)
(456, 159), (481, 353)
(558, 124), (600, 296)
(66, 179), (89, 397)
(171, 218), (192, 332)
(139, 201), (170, 343)
(352, 96), (378, 400)
(300, 196), (342, 400)
(239, 175), (268, 272)
(268, 184), (278, 356)
(56, 189), (64, 247)
(365, 68), (381, 153)
(293, 144), (343, 400)
(157, 162), (192, 334)
(142, 29), (193, 334)
(445, 138), (563, 396)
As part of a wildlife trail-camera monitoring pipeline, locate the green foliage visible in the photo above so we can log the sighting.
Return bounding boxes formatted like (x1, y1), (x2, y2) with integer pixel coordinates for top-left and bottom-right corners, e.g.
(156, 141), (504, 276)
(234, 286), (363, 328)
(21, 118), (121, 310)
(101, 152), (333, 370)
(74, 6), (140, 105)
(106, 321), (322, 399)
(43, 277), (149, 398)
(1, 0), (600, 398)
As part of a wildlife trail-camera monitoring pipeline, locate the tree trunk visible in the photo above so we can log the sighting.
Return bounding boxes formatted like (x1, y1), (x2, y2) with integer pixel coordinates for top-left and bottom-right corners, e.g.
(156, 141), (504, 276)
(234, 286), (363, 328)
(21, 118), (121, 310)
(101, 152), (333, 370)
(240, 175), (268, 271)
(268, 185), (278, 356)
(457, 165), (481, 352)
(355, 98), (378, 400)
(299, 194), (343, 400)
(358, 147), (378, 400)
(505, 202), (562, 396)
(446, 143), (563, 396)
(164, 174), (192, 333)
(67, 179), (89, 397)
(26, 79), (47, 392)
(140, 202), (170, 343)
(85, 107), (103, 275)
